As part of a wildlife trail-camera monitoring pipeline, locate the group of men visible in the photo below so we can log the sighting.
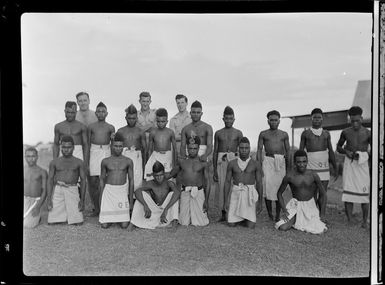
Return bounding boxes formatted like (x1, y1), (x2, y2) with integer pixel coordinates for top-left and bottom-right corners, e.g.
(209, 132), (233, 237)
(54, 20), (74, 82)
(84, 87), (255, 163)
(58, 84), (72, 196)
(24, 91), (371, 234)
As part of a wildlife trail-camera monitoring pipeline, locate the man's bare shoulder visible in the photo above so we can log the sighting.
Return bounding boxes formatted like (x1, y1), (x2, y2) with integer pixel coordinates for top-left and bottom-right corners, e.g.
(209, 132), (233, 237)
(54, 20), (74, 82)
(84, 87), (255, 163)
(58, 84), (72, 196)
(55, 120), (67, 129)
(201, 121), (213, 129)
(37, 165), (48, 176)
(278, 129), (289, 137)
(259, 129), (270, 136)
(73, 120), (87, 129)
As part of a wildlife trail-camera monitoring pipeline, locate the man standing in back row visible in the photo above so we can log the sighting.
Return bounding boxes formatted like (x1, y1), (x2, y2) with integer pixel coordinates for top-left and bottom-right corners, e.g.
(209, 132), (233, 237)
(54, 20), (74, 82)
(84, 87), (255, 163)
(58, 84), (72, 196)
(337, 106), (371, 229)
(137, 91), (157, 150)
(213, 106), (243, 222)
(75, 91), (98, 127)
(169, 94), (192, 157)
(257, 110), (290, 222)
(180, 100), (213, 161)
(299, 108), (337, 208)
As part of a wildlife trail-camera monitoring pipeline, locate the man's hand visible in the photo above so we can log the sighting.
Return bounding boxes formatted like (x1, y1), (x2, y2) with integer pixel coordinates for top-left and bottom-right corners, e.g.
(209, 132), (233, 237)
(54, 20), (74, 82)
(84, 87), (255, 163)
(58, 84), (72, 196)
(47, 198), (53, 211)
(160, 210), (168, 224)
(144, 205), (152, 219)
(345, 150), (354, 160)
(31, 207), (40, 217)
(256, 201), (262, 215)
(78, 200), (84, 212)
(213, 170), (218, 182)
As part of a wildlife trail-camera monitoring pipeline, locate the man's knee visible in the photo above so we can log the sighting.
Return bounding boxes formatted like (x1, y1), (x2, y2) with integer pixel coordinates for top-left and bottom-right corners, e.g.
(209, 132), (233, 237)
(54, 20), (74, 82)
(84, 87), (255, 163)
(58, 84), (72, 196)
(278, 223), (291, 231)
(120, 222), (129, 229)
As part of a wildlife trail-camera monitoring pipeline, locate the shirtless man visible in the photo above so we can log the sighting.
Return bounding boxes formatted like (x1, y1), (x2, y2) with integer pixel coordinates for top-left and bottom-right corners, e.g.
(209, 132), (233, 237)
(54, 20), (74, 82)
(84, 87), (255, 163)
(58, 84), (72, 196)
(87, 102), (115, 216)
(137, 91), (157, 148)
(116, 104), (146, 190)
(129, 161), (180, 231)
(75, 91), (98, 127)
(145, 108), (177, 181)
(275, 150), (327, 234)
(99, 133), (134, 229)
(224, 137), (262, 229)
(53, 101), (88, 166)
(47, 136), (86, 225)
(168, 136), (210, 226)
(257, 110), (290, 222)
(169, 94), (192, 157)
(180, 100), (213, 161)
(213, 106), (243, 221)
(300, 108), (337, 207)
(336, 106), (371, 228)
(24, 147), (48, 228)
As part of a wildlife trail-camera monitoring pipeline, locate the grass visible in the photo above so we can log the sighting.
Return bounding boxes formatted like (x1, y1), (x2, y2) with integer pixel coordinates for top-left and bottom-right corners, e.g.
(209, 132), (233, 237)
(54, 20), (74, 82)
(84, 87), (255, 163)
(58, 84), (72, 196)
(23, 188), (370, 277)
(23, 147), (369, 277)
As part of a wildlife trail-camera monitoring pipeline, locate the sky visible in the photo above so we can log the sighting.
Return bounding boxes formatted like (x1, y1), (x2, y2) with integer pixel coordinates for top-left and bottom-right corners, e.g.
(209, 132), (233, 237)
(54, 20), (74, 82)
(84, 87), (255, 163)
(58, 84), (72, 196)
(21, 13), (372, 150)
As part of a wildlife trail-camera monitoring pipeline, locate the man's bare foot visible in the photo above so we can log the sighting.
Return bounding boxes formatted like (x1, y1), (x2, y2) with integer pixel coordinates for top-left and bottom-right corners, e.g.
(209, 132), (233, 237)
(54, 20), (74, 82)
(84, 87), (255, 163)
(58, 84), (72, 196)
(72, 222), (83, 226)
(268, 214), (274, 221)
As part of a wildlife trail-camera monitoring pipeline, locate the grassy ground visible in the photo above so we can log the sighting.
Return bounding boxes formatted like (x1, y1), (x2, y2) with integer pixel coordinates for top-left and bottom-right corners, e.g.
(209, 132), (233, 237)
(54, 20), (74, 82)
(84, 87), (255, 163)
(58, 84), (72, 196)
(23, 187), (369, 277)
(23, 147), (369, 277)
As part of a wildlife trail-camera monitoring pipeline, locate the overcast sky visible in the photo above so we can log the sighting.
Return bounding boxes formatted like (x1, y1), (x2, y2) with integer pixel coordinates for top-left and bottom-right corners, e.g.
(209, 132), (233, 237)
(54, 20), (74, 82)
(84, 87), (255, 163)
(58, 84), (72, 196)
(21, 13), (371, 149)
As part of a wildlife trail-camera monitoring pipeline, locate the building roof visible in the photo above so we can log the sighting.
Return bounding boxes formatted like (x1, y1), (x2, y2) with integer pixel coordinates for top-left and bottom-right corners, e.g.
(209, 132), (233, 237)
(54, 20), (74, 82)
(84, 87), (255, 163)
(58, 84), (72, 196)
(284, 80), (371, 131)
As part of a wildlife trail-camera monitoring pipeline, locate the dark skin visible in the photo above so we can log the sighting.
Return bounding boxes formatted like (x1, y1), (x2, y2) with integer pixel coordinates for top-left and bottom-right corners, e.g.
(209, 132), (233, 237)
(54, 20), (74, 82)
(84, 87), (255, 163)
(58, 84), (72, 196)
(148, 116), (177, 168)
(53, 105), (89, 169)
(128, 172), (180, 231)
(224, 142), (263, 229)
(299, 113), (337, 204)
(116, 112), (147, 173)
(180, 107), (213, 162)
(213, 114), (243, 182)
(47, 142), (86, 225)
(336, 114), (371, 228)
(87, 106), (115, 215)
(168, 143), (210, 213)
(257, 114), (290, 221)
(276, 155), (327, 231)
(99, 140), (134, 229)
(24, 150), (48, 217)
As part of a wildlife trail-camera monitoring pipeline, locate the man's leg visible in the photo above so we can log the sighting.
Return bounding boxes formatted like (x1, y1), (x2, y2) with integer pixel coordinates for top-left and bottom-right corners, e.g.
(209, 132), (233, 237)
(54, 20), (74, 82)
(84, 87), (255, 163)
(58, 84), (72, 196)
(265, 198), (273, 220)
(344, 202), (354, 225)
(120, 221), (129, 229)
(88, 176), (100, 216)
(361, 203), (369, 229)
(316, 180), (329, 209)
(277, 215), (296, 231)
(274, 201), (281, 222)
(127, 222), (135, 231)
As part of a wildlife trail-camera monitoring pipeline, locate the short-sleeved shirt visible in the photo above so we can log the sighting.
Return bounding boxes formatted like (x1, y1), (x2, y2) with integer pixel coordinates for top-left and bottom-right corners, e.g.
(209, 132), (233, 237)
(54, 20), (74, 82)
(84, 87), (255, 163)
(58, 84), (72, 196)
(169, 111), (192, 142)
(75, 109), (97, 127)
(137, 108), (157, 132)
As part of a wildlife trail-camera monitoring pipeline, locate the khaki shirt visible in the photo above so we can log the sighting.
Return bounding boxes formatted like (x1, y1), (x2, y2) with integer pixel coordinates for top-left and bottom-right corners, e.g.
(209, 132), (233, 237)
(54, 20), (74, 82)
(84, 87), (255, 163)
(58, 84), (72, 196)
(169, 111), (192, 142)
(75, 109), (97, 127)
(137, 108), (157, 132)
